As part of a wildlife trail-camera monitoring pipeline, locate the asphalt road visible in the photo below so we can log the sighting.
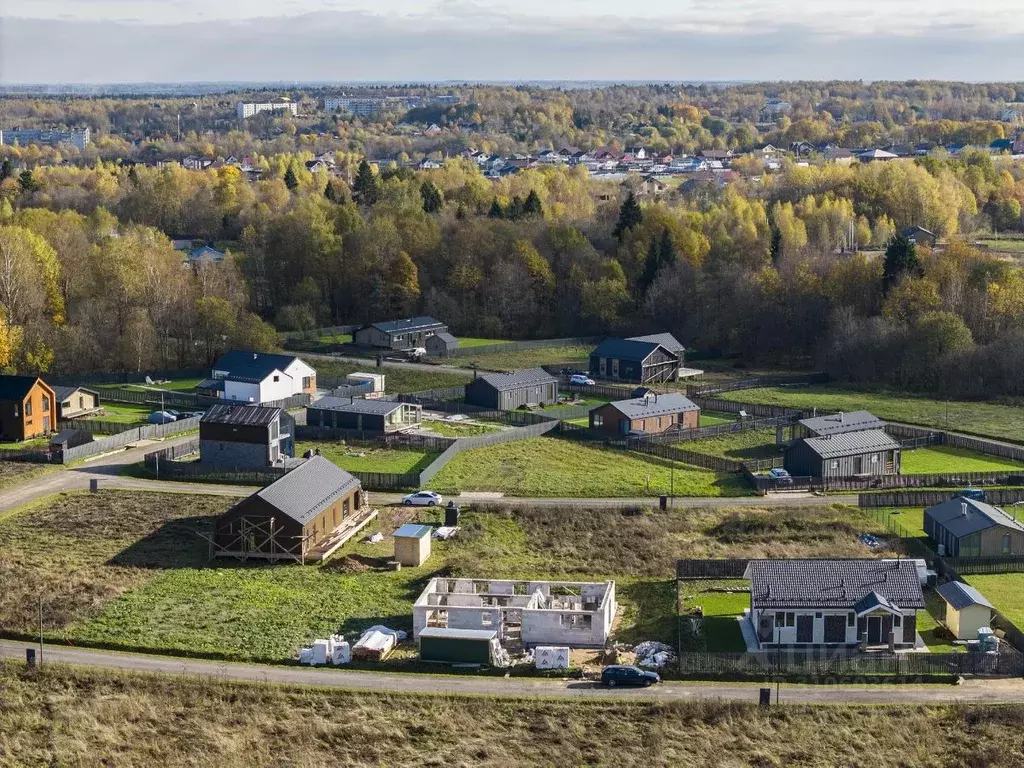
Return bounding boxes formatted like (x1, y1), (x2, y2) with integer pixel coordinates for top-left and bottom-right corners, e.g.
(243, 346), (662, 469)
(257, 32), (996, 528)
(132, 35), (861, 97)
(4, 640), (1024, 704)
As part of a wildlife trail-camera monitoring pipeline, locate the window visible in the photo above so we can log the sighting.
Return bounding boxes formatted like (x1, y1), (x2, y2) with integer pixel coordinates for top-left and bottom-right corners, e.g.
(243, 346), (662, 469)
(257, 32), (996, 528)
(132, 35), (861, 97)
(656, 417), (663, 429)
(831, 461), (839, 469)
(78, 396), (84, 409)
(871, 454), (878, 463)
(814, 612), (822, 619)
(480, 612), (493, 626)
(24, 400), (31, 417)
(847, 612), (855, 627)
(592, 413), (603, 428)
(893, 615), (901, 627)
(785, 612), (795, 627)
(775, 611), (785, 626)
(611, 359), (620, 377)
(273, 375), (280, 382)
(1004, 534), (1012, 555)
(42, 396), (49, 413)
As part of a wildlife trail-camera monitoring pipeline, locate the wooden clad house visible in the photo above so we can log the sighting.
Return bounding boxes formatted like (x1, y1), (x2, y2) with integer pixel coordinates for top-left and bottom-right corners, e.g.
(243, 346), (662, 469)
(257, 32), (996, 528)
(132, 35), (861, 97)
(464, 368), (558, 410)
(52, 385), (101, 421)
(0, 376), (57, 441)
(923, 495), (1024, 557)
(589, 338), (680, 384)
(211, 456), (368, 563)
(199, 404), (292, 469)
(784, 429), (901, 479)
(353, 316), (449, 351)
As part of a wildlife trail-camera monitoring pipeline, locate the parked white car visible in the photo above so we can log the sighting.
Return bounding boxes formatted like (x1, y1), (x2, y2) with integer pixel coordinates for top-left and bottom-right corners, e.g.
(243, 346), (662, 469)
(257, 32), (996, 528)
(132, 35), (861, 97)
(402, 491), (443, 507)
(569, 374), (596, 386)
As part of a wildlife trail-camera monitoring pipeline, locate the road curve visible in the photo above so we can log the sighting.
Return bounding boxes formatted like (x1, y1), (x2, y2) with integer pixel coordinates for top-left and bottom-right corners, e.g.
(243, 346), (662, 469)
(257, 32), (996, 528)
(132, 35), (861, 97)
(3, 640), (1023, 704)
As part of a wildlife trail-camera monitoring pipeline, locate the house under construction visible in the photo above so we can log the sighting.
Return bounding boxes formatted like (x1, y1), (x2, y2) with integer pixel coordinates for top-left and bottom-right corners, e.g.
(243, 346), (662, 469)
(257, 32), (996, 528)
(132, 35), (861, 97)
(412, 578), (617, 648)
(209, 456), (376, 563)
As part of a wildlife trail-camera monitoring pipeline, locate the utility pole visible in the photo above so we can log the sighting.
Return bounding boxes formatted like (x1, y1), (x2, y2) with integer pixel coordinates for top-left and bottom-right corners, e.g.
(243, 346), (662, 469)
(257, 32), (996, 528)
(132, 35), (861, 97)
(38, 596), (44, 665)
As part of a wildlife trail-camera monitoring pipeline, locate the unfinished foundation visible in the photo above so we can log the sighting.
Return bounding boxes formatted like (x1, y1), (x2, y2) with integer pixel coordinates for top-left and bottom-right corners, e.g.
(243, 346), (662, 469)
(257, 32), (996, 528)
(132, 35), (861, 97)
(412, 578), (616, 648)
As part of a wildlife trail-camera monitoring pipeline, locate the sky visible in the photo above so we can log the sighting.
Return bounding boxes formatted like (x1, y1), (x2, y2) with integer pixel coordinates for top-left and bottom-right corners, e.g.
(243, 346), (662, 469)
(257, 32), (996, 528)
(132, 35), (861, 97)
(2, 0), (1024, 83)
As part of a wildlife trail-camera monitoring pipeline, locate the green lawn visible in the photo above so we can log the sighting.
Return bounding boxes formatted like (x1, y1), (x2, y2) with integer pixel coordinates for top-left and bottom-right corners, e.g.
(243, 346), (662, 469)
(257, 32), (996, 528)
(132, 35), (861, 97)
(901, 446), (1024, 475)
(456, 337), (509, 348)
(683, 428), (784, 462)
(315, 361), (472, 394)
(295, 441), (438, 474)
(419, 420), (503, 437)
(430, 436), (754, 498)
(978, 239), (1024, 253)
(318, 332), (352, 344)
(720, 386), (1024, 443)
(95, 402), (157, 423)
(964, 573), (1024, 628)
(96, 378), (203, 393)
(451, 345), (592, 372)
(0, 436), (50, 450)
(541, 397), (605, 415)
(918, 590), (958, 653)
(699, 411), (737, 427)
(678, 579), (748, 652)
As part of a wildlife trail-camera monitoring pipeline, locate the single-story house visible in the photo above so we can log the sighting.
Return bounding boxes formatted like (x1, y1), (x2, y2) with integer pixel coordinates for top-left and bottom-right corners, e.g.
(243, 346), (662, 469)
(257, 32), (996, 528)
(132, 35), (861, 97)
(464, 368), (558, 410)
(746, 559), (925, 648)
(0, 376), (57, 441)
(305, 397), (421, 433)
(589, 392), (699, 437)
(902, 226), (937, 247)
(188, 245), (226, 264)
(52, 385), (101, 420)
(784, 429), (901, 478)
(211, 456), (365, 563)
(199, 403), (291, 469)
(935, 581), (995, 640)
(792, 410), (884, 440)
(353, 316), (448, 351)
(923, 495), (1024, 557)
(201, 350), (317, 404)
(589, 338), (680, 384)
(425, 331), (458, 356)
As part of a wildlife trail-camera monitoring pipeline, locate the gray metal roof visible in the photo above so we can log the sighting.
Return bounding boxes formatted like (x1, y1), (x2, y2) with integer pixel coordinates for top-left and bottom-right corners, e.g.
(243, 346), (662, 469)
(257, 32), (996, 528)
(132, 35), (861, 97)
(591, 338), (667, 362)
(746, 559), (925, 610)
(852, 591), (896, 615)
(627, 333), (685, 354)
(475, 368), (557, 392)
(308, 397), (403, 416)
(924, 496), (1024, 538)
(801, 429), (900, 459)
(431, 332), (458, 345)
(394, 523), (432, 539)
(936, 581), (995, 611)
(201, 403), (281, 426)
(255, 456), (360, 526)
(606, 392), (699, 420)
(370, 316), (446, 334)
(52, 384), (98, 401)
(799, 411), (883, 437)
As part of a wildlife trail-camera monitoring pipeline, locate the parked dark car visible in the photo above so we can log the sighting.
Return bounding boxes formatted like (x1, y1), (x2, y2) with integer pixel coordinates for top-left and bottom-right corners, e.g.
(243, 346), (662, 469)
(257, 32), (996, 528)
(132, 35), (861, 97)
(600, 665), (660, 687)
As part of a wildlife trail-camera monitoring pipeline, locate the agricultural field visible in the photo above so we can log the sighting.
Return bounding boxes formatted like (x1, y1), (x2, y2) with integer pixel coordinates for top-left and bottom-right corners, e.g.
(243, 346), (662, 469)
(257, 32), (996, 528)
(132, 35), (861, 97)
(0, 490), (899, 663)
(451, 344), (591, 372)
(429, 436), (753, 497)
(901, 446), (1024, 475)
(720, 385), (1024, 443)
(683, 428), (784, 462)
(8, 668), (1024, 768)
(315, 360), (472, 394)
(294, 441), (439, 474)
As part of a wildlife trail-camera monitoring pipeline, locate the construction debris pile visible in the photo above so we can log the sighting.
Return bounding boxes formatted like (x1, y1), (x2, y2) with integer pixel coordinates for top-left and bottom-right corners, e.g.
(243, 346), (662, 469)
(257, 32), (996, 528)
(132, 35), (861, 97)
(632, 640), (677, 669)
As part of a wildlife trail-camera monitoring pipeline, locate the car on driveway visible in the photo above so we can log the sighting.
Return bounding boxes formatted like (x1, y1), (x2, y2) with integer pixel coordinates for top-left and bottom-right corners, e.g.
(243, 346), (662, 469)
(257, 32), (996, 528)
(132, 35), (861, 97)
(600, 665), (660, 687)
(402, 490), (443, 507)
(767, 467), (793, 484)
(569, 374), (595, 386)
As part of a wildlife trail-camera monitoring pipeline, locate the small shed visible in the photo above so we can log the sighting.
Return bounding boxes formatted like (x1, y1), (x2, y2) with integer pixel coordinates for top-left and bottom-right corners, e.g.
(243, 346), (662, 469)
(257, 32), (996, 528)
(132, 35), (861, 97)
(935, 581), (995, 640)
(394, 523), (432, 566)
(418, 627), (497, 664)
(426, 332), (458, 356)
(52, 385), (101, 420)
(50, 429), (94, 450)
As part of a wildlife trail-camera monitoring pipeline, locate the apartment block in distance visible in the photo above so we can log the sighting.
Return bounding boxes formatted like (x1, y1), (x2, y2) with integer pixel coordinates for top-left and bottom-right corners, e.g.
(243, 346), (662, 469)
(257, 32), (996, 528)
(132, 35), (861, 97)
(236, 101), (298, 119)
(0, 127), (91, 150)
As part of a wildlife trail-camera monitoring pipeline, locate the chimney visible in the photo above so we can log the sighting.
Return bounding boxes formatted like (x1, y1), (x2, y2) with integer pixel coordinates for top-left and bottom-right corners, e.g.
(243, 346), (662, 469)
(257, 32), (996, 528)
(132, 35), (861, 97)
(962, 502), (969, 517)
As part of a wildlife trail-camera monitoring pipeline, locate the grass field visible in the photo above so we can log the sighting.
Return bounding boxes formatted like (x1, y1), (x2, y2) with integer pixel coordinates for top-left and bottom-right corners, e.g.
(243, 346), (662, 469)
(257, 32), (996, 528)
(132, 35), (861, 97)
(901, 446), (1024, 475)
(0, 435), (50, 450)
(93, 402), (154, 423)
(720, 386), (1024, 443)
(456, 337), (509, 348)
(541, 396), (606, 415)
(965, 573), (1024, 629)
(96, 378), (203, 393)
(429, 437), (753, 497)
(683, 428), (784, 462)
(699, 411), (737, 427)
(419, 420), (503, 437)
(978, 238), (1024, 253)
(678, 579), (749, 652)
(295, 440), (438, 473)
(10, 668), (1024, 768)
(451, 344), (591, 371)
(315, 361), (473, 394)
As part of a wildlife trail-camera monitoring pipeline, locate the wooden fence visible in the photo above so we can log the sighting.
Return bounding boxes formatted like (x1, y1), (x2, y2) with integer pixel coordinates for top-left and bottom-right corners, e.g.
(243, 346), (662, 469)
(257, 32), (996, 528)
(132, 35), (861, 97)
(685, 372), (830, 398)
(293, 426), (455, 454)
(553, 423), (744, 473)
(396, 386), (468, 403)
(0, 446), (59, 464)
(689, 396), (812, 420)
(639, 414), (797, 445)
(97, 387), (312, 411)
(752, 469), (1024, 495)
(676, 559), (750, 579)
(859, 488), (1024, 509)
(939, 556), (1024, 575)
(48, 367), (207, 387)
(61, 418), (144, 435)
(418, 420), (560, 487)
(62, 417), (202, 463)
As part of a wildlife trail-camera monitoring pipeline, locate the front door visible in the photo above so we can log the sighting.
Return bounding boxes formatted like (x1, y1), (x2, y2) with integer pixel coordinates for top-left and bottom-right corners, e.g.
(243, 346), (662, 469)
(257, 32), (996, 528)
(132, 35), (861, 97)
(867, 615), (882, 644)
(796, 614), (813, 643)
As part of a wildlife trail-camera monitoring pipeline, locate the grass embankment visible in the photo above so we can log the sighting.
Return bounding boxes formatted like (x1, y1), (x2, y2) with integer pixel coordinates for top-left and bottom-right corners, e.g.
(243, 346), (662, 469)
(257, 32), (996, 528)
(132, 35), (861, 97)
(315, 361), (472, 394)
(452, 344), (591, 371)
(0, 490), (893, 663)
(430, 437), (753, 497)
(720, 385), (1024, 443)
(901, 446), (1024, 475)
(8, 666), (1024, 768)
(295, 441), (438, 473)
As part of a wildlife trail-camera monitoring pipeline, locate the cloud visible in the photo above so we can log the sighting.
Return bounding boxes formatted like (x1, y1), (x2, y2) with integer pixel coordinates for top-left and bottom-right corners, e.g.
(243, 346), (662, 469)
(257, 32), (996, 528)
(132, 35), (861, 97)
(1, 11), (1023, 83)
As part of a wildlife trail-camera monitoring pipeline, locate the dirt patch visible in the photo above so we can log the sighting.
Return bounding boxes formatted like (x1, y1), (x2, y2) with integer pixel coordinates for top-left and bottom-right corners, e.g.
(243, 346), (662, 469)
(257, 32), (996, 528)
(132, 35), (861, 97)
(322, 554), (389, 573)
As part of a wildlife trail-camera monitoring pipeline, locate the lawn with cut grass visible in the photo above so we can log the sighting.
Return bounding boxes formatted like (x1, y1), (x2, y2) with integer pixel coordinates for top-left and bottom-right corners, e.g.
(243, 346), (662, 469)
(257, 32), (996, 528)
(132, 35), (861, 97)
(678, 579), (748, 652)
(92, 402), (154, 423)
(699, 411), (737, 427)
(901, 445), (1024, 475)
(683, 428), (783, 462)
(456, 336), (509, 348)
(964, 573), (1024, 630)
(430, 436), (753, 497)
(295, 440), (438, 473)
(96, 378), (203, 393)
(11, 667), (1024, 768)
(918, 590), (958, 653)
(315, 361), (472, 394)
(720, 385), (1024, 443)
(451, 345), (592, 372)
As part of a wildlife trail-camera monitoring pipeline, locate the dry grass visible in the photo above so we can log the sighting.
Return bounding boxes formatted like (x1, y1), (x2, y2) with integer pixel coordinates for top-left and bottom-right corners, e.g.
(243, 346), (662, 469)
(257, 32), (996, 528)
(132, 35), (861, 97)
(3, 664), (1024, 768)
(0, 460), (57, 491)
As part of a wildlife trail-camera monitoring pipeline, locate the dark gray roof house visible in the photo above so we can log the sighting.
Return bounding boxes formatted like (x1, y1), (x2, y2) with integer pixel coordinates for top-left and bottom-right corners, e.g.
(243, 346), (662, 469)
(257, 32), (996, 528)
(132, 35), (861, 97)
(924, 496), (1024, 557)
(626, 333), (685, 355)
(306, 396), (421, 433)
(464, 368), (558, 410)
(796, 410), (884, 438)
(353, 316), (448, 351)
(935, 581), (994, 612)
(785, 429), (901, 479)
(256, 456), (360, 525)
(589, 338), (680, 384)
(606, 392), (698, 420)
(199, 403), (291, 470)
(426, 331), (458, 356)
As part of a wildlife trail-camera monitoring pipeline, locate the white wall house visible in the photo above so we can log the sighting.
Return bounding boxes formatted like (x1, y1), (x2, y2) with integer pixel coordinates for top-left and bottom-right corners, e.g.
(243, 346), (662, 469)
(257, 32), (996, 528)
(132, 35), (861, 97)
(204, 351), (317, 404)
(221, 369), (295, 404)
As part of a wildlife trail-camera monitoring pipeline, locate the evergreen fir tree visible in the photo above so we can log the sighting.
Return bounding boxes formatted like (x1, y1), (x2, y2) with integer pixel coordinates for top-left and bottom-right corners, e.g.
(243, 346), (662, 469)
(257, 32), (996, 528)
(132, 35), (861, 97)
(420, 180), (444, 213)
(882, 233), (921, 289)
(769, 226), (783, 264)
(0, 159), (11, 182)
(523, 189), (543, 217)
(488, 198), (504, 218)
(283, 165), (299, 190)
(508, 195), (525, 220)
(353, 160), (380, 205)
(640, 236), (661, 291)
(613, 191), (642, 240)
(657, 228), (677, 270)
(17, 169), (36, 194)
(324, 182), (337, 202)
